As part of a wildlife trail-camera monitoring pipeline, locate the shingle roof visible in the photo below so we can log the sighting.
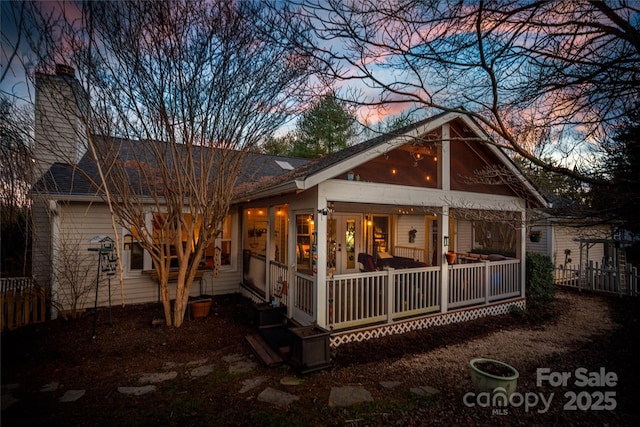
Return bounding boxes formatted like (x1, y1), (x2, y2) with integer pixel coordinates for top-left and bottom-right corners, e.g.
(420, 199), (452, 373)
(32, 135), (311, 199)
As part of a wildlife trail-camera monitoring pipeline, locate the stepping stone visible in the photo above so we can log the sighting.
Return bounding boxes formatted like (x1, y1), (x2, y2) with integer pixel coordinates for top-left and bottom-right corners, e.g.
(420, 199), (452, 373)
(239, 377), (265, 394)
(59, 390), (85, 402)
(118, 385), (156, 396)
(41, 382), (60, 392)
(257, 387), (299, 408)
(190, 364), (215, 378)
(186, 358), (208, 367)
(410, 385), (440, 397)
(328, 386), (374, 407)
(380, 381), (401, 389)
(224, 354), (257, 374)
(138, 371), (178, 384)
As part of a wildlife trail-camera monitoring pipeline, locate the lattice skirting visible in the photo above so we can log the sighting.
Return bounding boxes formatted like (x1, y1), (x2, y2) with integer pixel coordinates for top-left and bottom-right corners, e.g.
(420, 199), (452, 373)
(240, 284), (265, 305)
(329, 298), (526, 348)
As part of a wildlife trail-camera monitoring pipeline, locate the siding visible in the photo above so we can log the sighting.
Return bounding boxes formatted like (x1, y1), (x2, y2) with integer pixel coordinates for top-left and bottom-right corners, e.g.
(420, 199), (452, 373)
(457, 220), (473, 253)
(31, 198), (53, 289)
(552, 225), (608, 268)
(33, 73), (87, 178)
(54, 202), (241, 312)
(395, 215), (425, 251)
(526, 223), (611, 268)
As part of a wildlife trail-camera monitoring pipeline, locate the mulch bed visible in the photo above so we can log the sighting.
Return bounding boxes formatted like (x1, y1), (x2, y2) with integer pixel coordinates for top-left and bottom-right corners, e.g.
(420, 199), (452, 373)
(2, 290), (639, 426)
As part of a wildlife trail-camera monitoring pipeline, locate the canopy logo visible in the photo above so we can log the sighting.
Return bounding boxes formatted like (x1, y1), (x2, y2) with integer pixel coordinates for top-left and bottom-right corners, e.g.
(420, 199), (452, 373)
(463, 387), (554, 415)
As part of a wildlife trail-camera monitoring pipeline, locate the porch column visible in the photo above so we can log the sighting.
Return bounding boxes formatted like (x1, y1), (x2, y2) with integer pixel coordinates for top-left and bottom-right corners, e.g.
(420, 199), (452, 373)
(315, 202), (328, 328)
(519, 210), (526, 298)
(266, 206), (274, 303)
(440, 205), (449, 313)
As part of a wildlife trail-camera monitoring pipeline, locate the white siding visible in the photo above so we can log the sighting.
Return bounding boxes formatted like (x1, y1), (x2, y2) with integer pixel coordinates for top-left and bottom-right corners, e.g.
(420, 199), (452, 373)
(395, 215), (425, 251)
(457, 220), (473, 253)
(552, 225), (609, 268)
(54, 202), (241, 312)
(526, 223), (611, 268)
(33, 73), (87, 179)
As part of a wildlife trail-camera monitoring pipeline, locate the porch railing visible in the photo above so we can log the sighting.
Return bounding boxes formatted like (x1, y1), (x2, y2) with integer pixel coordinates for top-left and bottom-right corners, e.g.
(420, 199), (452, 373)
(268, 261), (289, 307)
(449, 259), (521, 308)
(394, 246), (426, 263)
(294, 272), (315, 316)
(327, 260), (521, 331)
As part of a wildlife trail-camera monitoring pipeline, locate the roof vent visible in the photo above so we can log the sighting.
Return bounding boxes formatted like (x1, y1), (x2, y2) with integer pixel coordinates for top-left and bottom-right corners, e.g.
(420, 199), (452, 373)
(275, 160), (294, 170)
(55, 63), (75, 77)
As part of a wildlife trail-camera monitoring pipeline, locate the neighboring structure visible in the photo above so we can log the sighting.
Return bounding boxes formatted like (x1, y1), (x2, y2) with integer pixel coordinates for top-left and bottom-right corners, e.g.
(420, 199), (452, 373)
(526, 198), (637, 296)
(32, 68), (548, 344)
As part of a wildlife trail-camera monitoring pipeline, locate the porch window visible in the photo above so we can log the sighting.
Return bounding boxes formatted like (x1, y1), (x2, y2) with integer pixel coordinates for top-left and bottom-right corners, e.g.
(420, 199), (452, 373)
(296, 214), (315, 273)
(273, 205), (288, 264)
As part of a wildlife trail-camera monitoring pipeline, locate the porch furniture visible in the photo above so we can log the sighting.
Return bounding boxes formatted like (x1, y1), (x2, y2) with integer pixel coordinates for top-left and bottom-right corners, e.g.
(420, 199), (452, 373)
(377, 255), (428, 270)
(358, 253), (377, 272)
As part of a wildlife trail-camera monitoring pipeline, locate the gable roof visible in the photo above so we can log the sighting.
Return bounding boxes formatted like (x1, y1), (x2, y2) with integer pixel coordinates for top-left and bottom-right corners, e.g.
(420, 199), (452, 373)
(235, 111), (548, 207)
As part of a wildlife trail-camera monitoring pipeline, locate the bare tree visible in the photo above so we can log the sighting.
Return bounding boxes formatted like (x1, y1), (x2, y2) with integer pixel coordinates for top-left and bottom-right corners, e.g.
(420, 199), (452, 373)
(285, 0), (639, 184)
(24, 1), (318, 326)
(0, 96), (33, 277)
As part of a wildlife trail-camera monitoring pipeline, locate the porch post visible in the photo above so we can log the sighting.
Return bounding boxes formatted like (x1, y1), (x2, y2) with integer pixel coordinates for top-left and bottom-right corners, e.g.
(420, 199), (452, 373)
(440, 206), (449, 313)
(520, 210), (526, 298)
(266, 206), (274, 303)
(440, 124), (451, 313)
(315, 203), (328, 328)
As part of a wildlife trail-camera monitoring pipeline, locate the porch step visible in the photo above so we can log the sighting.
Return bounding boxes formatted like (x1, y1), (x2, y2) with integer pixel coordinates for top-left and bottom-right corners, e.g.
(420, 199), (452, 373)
(244, 334), (284, 367)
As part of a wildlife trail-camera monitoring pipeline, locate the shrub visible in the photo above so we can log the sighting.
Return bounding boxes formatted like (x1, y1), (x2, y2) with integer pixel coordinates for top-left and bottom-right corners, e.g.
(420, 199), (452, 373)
(526, 252), (555, 308)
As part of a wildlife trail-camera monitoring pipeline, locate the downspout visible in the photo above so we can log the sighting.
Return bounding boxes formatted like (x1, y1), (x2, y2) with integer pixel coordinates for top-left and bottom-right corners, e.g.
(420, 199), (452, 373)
(49, 200), (60, 320)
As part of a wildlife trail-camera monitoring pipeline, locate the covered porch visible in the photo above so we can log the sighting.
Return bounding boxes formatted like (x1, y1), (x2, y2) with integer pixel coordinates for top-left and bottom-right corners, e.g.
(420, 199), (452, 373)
(239, 201), (526, 340)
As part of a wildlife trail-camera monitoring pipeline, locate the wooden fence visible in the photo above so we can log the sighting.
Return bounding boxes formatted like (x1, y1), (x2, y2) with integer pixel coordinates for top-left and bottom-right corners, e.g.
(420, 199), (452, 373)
(1, 277), (47, 331)
(554, 262), (639, 296)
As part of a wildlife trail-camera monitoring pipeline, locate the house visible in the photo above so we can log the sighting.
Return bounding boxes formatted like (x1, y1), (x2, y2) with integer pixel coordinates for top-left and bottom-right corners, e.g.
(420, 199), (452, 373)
(526, 197), (636, 295)
(32, 67), (548, 345)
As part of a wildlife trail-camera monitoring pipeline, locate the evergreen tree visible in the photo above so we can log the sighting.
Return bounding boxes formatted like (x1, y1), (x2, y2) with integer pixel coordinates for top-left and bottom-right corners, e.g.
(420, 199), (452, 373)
(291, 94), (356, 158)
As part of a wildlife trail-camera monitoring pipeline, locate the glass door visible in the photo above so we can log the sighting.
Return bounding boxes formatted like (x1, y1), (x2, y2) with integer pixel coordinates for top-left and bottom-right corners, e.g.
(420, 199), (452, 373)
(329, 214), (362, 275)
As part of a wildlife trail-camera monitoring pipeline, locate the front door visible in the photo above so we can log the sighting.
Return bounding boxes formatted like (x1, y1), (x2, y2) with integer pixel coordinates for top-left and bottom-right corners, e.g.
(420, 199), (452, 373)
(329, 214), (362, 275)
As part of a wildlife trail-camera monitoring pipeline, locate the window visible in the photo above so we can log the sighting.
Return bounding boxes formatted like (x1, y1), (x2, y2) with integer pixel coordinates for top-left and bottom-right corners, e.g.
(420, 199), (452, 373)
(125, 212), (235, 272)
(296, 214), (314, 273)
(205, 214), (233, 269)
(124, 227), (144, 271)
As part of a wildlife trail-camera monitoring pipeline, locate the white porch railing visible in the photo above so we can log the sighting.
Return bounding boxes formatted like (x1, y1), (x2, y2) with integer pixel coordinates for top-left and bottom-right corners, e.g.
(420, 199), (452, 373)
(449, 259), (521, 308)
(268, 261), (289, 307)
(294, 272), (315, 316)
(394, 246), (426, 263)
(327, 260), (521, 331)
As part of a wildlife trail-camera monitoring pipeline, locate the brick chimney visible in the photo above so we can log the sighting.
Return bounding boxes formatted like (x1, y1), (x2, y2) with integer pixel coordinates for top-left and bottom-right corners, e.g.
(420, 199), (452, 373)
(33, 64), (88, 180)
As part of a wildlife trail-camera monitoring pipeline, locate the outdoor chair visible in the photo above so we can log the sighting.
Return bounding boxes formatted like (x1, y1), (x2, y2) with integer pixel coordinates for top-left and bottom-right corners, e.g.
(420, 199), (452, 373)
(358, 253), (377, 272)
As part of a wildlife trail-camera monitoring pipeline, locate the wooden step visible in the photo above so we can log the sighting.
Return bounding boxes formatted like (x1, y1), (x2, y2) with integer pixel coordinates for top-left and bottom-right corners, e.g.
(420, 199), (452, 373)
(244, 334), (284, 367)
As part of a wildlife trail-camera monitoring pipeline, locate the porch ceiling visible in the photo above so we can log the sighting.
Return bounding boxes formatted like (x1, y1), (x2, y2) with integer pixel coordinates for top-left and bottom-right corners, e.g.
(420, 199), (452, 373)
(330, 202), (441, 216)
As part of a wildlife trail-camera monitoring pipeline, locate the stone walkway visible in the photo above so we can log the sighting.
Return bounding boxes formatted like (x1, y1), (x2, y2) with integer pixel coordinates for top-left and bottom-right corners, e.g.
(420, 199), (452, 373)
(1, 352), (440, 410)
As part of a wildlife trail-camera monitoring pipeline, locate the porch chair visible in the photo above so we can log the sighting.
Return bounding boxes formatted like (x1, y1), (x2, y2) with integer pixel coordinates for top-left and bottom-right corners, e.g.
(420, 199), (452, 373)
(358, 253), (377, 272)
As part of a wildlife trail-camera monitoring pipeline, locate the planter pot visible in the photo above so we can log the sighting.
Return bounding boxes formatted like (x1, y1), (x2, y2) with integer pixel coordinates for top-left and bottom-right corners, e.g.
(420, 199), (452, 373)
(253, 303), (286, 328)
(288, 326), (331, 374)
(469, 358), (519, 396)
(529, 235), (542, 242)
(189, 299), (212, 319)
(446, 251), (456, 264)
